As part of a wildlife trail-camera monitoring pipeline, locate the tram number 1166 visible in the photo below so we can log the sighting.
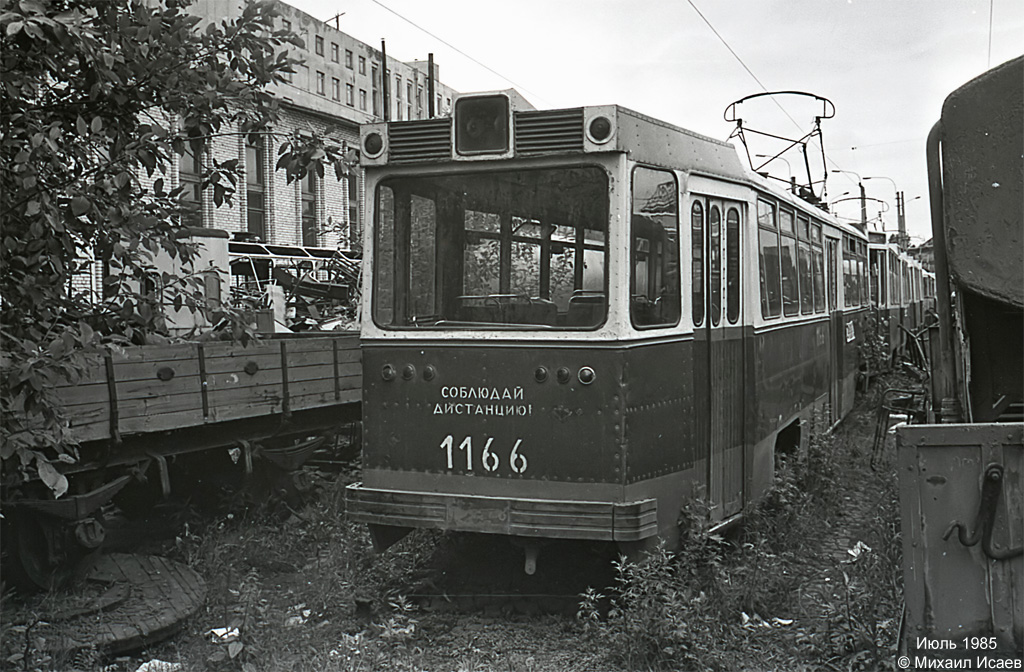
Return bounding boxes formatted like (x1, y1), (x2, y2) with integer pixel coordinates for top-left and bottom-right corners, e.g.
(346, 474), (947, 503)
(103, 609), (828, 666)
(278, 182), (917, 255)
(440, 435), (528, 474)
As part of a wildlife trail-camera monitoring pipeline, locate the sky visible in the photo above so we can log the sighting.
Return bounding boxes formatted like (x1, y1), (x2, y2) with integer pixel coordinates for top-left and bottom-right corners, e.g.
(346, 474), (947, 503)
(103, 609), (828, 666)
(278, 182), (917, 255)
(286, 0), (1023, 243)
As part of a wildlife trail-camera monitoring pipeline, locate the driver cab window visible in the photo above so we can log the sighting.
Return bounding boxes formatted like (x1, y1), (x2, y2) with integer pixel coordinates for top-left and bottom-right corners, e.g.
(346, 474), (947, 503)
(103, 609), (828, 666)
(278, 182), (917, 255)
(631, 167), (680, 328)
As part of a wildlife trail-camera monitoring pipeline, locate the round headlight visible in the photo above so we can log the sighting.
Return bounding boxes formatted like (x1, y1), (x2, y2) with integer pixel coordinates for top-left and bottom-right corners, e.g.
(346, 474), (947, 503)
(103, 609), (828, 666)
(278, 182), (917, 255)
(363, 131), (384, 157)
(587, 116), (613, 144)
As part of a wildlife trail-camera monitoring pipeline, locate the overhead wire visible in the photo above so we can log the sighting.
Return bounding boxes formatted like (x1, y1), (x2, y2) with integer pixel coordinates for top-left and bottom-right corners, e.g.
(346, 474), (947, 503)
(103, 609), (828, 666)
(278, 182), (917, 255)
(685, 0), (857, 198)
(684, 0), (803, 134)
(987, 0), (994, 68)
(367, 0), (548, 105)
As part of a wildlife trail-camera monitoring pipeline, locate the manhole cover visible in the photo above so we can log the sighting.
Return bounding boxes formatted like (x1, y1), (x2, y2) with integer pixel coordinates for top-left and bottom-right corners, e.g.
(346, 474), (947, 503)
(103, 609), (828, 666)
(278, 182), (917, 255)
(16, 553), (205, 656)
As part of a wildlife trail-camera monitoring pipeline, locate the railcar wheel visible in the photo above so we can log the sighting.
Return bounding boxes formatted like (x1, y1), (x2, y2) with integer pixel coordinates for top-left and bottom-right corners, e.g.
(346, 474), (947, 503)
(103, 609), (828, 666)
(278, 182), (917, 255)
(6, 511), (99, 592)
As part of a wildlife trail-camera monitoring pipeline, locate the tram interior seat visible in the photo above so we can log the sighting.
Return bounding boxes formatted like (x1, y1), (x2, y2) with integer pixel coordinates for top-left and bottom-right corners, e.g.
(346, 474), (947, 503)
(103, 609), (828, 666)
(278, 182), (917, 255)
(457, 295), (557, 325)
(566, 291), (605, 327)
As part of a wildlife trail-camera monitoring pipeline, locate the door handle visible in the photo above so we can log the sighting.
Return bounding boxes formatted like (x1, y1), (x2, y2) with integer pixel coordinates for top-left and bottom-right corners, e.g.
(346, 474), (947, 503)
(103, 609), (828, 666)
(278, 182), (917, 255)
(943, 464), (1023, 561)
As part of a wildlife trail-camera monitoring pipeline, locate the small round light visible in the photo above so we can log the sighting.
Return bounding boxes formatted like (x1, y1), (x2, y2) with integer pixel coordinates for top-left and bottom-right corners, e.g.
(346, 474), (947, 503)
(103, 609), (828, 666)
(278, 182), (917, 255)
(381, 364), (397, 381)
(578, 366), (596, 385)
(587, 116), (613, 144)
(363, 132), (384, 157)
(534, 366), (548, 383)
(402, 364), (416, 380)
(556, 367), (571, 384)
(423, 365), (436, 381)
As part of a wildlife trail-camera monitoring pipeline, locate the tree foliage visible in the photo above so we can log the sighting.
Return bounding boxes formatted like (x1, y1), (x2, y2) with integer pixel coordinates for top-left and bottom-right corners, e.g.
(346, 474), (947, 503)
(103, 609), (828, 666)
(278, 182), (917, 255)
(0, 0), (349, 495)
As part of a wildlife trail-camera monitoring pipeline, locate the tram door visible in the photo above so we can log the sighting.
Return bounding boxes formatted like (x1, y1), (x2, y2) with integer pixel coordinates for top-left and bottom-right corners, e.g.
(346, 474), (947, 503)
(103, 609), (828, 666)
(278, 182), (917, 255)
(691, 198), (745, 520)
(827, 237), (841, 425)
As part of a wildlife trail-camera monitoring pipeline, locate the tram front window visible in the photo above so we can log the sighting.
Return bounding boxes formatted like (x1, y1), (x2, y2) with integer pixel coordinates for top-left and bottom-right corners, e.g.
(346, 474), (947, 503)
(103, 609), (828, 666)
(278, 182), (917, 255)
(373, 167), (608, 328)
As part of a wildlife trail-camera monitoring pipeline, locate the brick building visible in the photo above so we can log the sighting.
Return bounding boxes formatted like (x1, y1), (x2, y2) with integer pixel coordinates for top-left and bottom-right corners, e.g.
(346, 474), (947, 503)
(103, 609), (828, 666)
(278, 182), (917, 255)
(180, 0), (458, 250)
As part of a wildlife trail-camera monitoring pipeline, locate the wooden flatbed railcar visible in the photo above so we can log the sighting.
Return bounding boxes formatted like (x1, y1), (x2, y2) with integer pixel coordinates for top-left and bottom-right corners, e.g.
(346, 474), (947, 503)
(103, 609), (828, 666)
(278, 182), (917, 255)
(4, 332), (361, 588)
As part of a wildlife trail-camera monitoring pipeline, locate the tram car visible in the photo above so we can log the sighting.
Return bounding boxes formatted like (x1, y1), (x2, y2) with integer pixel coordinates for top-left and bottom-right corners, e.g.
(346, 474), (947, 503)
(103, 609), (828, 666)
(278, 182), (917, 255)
(344, 90), (875, 571)
(897, 55), (1022, 656)
(867, 235), (935, 367)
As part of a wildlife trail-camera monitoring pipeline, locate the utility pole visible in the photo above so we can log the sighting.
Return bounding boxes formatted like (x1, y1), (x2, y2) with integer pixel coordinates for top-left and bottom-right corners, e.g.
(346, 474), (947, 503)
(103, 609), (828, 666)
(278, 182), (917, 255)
(428, 53), (435, 118)
(859, 181), (867, 231)
(381, 40), (389, 122)
(897, 191), (908, 250)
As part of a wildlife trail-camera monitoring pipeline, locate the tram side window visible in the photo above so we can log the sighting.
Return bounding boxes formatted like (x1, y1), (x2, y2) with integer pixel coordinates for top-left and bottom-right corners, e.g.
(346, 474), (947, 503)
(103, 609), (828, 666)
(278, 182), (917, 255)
(870, 248), (885, 307)
(843, 236), (863, 307)
(797, 215), (813, 314)
(710, 205), (722, 326)
(691, 201), (704, 326)
(811, 222), (824, 313)
(631, 166), (680, 328)
(779, 209), (799, 316)
(860, 242), (869, 306)
(757, 200), (782, 318)
(726, 207), (740, 323)
(889, 251), (899, 305)
(902, 260), (910, 305)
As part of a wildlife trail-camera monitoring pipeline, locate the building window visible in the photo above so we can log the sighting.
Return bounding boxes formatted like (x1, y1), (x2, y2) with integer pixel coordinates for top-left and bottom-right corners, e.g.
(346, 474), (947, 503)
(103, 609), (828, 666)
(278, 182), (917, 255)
(395, 76), (402, 119)
(331, 43), (338, 63)
(359, 89), (367, 111)
(332, 77), (340, 101)
(178, 140), (203, 227)
(301, 172), (317, 246)
(373, 90), (380, 116)
(245, 135), (265, 240)
(346, 83), (354, 106)
(315, 35), (323, 56)
(282, 19), (291, 32)
(358, 56), (366, 75)
(316, 71), (325, 96)
(345, 49), (353, 69)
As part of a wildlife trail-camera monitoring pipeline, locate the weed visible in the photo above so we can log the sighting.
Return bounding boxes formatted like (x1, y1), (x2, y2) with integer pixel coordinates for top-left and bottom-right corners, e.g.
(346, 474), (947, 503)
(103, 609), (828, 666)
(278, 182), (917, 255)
(859, 312), (890, 375)
(578, 510), (732, 672)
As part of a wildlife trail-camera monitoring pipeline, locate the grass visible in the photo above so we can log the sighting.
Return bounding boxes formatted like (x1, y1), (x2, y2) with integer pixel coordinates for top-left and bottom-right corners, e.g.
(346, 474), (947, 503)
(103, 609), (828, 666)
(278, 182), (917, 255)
(1, 377), (916, 672)
(576, 400), (908, 671)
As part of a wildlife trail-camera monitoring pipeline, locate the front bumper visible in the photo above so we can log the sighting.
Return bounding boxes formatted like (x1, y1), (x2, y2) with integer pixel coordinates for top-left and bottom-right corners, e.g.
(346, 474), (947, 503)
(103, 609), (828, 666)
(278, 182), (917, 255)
(345, 483), (658, 541)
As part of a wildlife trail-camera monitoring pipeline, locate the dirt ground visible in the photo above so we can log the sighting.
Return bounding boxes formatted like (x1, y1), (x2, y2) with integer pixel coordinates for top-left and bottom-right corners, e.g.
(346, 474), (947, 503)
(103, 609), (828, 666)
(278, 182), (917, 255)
(2, 377), (912, 672)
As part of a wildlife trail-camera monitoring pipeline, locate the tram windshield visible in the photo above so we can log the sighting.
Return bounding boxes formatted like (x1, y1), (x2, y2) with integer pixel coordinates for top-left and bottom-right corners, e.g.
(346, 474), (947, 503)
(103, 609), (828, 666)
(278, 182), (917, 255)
(373, 166), (608, 328)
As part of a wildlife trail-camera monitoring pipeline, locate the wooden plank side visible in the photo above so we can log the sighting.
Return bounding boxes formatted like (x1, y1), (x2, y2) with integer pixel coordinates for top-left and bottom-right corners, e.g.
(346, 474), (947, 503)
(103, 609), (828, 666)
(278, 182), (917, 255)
(107, 342), (200, 365)
(203, 351), (325, 376)
(110, 357), (202, 383)
(58, 376), (202, 408)
(52, 335), (361, 443)
(66, 382), (360, 440)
